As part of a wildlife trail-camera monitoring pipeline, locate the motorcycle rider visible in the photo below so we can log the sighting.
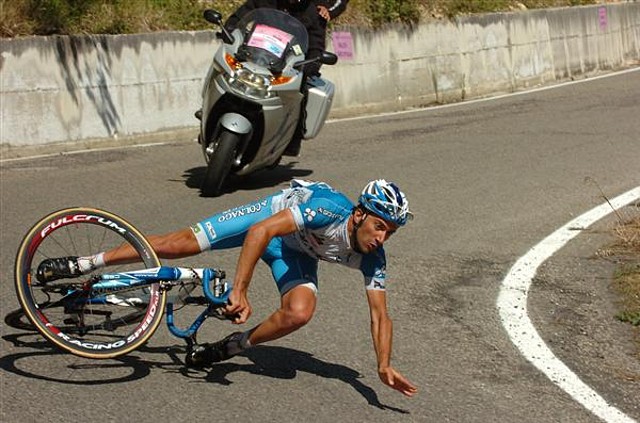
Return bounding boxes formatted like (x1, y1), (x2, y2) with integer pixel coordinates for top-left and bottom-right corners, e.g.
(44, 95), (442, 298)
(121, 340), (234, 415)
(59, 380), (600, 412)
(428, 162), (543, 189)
(315, 0), (350, 26)
(224, 0), (326, 157)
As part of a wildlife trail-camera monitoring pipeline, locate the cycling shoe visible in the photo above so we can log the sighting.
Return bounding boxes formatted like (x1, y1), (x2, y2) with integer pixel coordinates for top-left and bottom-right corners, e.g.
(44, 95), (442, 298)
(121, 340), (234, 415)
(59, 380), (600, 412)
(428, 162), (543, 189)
(36, 256), (82, 283)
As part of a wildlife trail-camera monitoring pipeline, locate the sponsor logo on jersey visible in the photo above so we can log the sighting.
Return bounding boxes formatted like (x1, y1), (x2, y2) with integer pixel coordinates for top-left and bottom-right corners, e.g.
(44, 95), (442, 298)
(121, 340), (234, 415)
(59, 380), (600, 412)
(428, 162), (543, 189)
(317, 207), (339, 219)
(205, 221), (217, 240)
(373, 280), (386, 289)
(217, 200), (269, 222)
(304, 208), (317, 222)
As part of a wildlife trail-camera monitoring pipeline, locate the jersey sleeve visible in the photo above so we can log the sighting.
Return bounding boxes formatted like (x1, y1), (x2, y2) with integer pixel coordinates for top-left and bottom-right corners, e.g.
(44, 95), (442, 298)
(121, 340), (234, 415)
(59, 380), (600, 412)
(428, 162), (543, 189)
(360, 248), (387, 291)
(290, 190), (351, 231)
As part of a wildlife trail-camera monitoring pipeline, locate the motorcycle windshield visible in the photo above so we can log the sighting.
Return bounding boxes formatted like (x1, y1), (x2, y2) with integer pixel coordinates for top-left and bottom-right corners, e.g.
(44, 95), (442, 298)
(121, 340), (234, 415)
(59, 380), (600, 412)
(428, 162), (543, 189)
(236, 8), (309, 73)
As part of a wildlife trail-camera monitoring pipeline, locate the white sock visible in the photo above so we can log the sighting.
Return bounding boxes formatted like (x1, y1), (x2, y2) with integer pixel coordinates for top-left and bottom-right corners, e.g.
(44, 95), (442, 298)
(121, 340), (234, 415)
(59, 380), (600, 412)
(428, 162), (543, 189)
(77, 252), (106, 273)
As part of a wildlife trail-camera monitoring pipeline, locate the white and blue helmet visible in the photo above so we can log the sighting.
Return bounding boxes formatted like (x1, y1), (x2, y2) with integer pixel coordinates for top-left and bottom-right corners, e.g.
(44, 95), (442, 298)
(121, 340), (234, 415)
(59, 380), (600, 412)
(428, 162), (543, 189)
(358, 179), (413, 226)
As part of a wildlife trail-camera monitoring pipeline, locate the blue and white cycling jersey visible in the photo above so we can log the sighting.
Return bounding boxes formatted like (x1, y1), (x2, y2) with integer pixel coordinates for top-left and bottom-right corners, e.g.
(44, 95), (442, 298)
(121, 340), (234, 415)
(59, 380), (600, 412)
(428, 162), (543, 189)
(191, 180), (387, 293)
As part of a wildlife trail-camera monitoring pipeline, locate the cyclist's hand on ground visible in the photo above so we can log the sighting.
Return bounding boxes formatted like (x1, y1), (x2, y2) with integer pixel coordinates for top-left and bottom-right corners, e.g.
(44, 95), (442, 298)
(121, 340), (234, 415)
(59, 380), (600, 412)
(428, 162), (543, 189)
(378, 366), (418, 397)
(225, 289), (251, 324)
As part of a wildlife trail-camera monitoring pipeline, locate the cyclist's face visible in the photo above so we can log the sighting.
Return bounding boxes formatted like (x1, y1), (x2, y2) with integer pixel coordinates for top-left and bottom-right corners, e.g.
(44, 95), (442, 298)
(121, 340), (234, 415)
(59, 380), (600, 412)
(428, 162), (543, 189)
(354, 211), (398, 253)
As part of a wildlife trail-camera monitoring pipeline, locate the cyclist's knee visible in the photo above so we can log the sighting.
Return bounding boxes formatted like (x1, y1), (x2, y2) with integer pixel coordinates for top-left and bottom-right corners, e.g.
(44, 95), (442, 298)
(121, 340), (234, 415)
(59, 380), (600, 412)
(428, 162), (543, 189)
(281, 290), (316, 329)
(282, 306), (314, 329)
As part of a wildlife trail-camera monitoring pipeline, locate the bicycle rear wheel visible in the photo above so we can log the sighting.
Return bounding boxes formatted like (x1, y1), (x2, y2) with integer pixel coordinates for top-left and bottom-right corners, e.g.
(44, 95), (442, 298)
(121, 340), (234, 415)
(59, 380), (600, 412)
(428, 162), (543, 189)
(14, 207), (166, 359)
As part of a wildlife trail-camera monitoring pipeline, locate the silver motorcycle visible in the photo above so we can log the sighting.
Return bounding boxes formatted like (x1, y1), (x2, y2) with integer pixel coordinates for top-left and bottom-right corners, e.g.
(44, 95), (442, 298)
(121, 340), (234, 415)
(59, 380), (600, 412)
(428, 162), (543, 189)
(197, 8), (338, 196)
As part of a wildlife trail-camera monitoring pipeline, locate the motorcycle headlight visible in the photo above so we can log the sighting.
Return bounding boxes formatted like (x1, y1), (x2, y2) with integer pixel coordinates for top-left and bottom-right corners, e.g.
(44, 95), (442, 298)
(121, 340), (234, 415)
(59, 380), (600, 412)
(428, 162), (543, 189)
(227, 68), (273, 99)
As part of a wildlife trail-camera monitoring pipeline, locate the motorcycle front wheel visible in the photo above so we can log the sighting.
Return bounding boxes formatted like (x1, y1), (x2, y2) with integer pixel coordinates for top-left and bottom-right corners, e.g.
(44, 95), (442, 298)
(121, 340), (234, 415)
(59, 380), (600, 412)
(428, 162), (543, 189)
(201, 130), (238, 197)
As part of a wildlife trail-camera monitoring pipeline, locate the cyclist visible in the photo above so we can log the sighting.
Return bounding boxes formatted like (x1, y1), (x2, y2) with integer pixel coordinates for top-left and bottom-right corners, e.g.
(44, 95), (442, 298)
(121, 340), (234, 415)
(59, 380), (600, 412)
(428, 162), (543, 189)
(37, 179), (418, 397)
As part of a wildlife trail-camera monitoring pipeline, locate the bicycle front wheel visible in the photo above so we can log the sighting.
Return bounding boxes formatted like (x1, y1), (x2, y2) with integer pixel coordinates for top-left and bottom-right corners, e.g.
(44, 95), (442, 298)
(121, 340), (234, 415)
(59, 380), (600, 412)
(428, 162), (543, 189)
(14, 207), (166, 359)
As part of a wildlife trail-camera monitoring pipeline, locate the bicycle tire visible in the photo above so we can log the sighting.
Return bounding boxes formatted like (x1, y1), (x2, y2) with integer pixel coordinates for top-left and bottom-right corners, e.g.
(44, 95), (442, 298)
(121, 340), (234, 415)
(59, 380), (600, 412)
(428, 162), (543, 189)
(14, 207), (166, 359)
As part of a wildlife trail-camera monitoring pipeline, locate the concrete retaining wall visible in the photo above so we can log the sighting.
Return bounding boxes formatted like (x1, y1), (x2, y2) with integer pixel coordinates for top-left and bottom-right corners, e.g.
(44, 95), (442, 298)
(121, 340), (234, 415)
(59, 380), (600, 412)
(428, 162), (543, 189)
(1, 3), (638, 151)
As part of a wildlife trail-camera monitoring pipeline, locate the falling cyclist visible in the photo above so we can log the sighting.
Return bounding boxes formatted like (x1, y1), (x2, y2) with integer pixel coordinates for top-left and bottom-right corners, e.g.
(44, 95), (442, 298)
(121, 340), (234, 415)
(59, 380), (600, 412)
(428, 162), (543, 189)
(37, 179), (418, 397)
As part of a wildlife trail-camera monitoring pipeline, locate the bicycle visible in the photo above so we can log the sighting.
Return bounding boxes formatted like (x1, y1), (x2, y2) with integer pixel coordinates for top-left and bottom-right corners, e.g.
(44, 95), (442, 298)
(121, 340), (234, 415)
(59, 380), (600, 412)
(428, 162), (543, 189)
(14, 207), (234, 359)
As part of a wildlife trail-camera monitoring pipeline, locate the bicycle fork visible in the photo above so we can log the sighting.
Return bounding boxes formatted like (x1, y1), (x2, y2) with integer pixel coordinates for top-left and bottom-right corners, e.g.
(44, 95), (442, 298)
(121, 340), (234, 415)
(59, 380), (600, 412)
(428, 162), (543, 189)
(165, 268), (230, 347)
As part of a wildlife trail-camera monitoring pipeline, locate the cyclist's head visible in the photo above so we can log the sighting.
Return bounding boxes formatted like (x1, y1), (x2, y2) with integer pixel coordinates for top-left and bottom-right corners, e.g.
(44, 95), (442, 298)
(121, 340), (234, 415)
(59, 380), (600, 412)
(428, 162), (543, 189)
(357, 179), (412, 227)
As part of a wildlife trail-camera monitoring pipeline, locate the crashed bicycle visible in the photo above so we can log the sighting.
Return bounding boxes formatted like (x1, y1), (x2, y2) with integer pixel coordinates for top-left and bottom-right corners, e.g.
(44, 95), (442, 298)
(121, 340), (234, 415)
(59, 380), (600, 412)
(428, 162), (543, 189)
(14, 207), (233, 359)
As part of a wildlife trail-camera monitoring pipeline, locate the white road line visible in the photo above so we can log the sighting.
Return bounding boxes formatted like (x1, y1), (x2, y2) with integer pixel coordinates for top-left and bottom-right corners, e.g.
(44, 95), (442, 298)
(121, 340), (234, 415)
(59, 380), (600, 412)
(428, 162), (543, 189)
(497, 186), (640, 423)
(0, 142), (170, 164)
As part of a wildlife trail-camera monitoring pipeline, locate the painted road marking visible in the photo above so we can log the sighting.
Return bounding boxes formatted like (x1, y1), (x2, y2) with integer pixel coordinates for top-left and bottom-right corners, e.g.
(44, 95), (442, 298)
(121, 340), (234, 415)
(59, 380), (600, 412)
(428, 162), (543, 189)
(497, 186), (640, 423)
(0, 142), (170, 164)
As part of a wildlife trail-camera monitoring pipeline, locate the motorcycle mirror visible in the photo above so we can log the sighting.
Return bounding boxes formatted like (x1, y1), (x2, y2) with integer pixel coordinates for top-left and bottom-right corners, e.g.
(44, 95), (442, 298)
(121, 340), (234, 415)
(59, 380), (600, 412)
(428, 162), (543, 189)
(320, 51), (338, 66)
(203, 9), (222, 25)
(294, 51), (338, 71)
(203, 9), (235, 44)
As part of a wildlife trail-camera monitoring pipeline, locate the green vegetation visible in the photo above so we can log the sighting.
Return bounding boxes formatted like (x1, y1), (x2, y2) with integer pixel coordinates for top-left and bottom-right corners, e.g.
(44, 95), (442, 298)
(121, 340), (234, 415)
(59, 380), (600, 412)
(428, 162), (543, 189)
(598, 213), (639, 359)
(610, 218), (640, 327)
(1, 0), (603, 37)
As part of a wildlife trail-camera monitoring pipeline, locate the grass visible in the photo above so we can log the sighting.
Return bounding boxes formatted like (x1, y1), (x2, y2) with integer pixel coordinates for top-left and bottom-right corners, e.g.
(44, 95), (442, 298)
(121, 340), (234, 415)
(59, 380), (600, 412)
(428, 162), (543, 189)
(597, 204), (640, 360)
(1, 0), (605, 37)
(609, 216), (640, 327)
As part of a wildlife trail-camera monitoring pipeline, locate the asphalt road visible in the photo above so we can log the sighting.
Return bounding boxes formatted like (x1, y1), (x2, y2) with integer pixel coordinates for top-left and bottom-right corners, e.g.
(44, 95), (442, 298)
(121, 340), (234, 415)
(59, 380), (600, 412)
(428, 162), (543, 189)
(1, 70), (639, 423)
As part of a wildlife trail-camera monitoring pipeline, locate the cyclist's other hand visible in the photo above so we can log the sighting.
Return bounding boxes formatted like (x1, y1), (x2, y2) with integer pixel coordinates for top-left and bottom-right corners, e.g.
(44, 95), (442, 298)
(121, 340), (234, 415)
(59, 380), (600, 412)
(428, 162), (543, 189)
(378, 366), (418, 397)
(225, 289), (251, 324)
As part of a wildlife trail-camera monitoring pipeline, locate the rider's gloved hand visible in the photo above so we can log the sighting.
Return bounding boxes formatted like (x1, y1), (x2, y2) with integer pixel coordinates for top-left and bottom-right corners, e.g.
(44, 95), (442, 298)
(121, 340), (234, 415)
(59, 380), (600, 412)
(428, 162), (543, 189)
(306, 62), (322, 78)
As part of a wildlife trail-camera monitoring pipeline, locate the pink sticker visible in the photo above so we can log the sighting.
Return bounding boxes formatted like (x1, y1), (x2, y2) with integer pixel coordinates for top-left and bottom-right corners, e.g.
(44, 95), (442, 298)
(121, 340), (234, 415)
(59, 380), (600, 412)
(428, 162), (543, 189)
(247, 24), (294, 58)
(332, 31), (354, 60)
(599, 7), (608, 30)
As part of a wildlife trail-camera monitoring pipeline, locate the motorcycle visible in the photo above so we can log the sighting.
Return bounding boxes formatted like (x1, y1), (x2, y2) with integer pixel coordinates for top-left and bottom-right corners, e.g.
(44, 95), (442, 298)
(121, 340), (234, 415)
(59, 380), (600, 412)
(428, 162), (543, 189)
(197, 8), (338, 196)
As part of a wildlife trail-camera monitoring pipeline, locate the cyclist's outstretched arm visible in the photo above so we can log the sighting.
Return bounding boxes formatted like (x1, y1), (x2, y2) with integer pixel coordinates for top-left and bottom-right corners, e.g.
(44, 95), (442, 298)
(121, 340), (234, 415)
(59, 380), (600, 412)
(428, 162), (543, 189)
(366, 289), (418, 397)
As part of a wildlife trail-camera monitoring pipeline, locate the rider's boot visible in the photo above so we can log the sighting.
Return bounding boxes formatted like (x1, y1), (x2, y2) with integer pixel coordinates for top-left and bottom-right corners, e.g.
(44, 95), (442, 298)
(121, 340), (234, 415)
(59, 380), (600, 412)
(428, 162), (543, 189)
(36, 256), (82, 283)
(282, 136), (302, 157)
(185, 331), (245, 368)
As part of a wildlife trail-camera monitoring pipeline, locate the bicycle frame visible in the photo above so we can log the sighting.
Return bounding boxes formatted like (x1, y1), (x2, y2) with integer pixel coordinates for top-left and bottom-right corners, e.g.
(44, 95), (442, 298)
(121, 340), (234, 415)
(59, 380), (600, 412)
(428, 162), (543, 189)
(83, 266), (231, 345)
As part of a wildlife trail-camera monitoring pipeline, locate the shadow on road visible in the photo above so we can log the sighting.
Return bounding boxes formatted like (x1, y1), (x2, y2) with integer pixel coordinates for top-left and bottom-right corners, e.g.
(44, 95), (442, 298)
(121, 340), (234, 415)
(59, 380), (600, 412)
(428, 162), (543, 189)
(0, 333), (156, 384)
(2, 319), (407, 412)
(194, 346), (409, 413)
(181, 162), (313, 197)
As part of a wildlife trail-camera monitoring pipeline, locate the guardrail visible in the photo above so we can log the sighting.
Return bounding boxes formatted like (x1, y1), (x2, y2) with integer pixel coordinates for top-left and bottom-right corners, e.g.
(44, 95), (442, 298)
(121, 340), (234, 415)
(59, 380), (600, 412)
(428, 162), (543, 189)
(1, 3), (638, 154)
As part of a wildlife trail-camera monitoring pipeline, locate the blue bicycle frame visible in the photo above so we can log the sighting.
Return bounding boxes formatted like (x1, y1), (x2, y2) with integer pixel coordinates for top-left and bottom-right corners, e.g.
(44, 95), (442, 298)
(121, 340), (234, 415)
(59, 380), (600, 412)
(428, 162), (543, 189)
(88, 266), (232, 342)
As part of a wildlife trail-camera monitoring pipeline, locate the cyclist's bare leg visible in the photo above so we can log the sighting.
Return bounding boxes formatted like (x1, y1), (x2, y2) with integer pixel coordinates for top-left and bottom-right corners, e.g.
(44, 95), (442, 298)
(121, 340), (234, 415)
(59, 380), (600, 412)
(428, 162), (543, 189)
(104, 228), (202, 265)
(37, 228), (204, 282)
(247, 285), (317, 346)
